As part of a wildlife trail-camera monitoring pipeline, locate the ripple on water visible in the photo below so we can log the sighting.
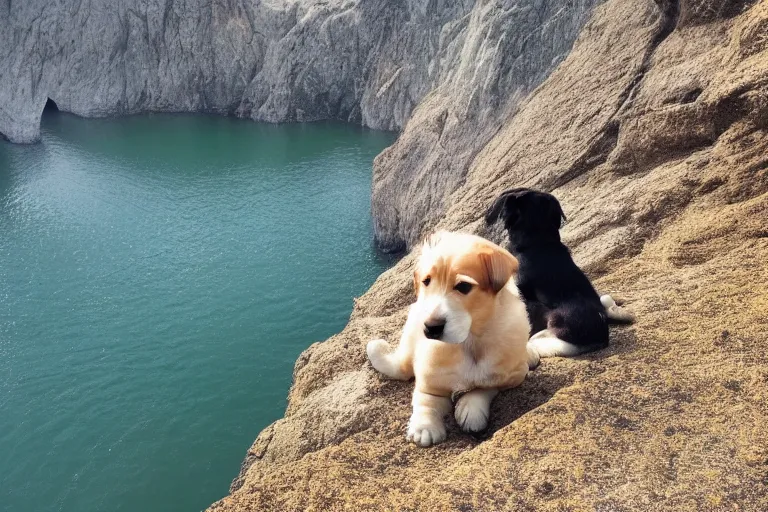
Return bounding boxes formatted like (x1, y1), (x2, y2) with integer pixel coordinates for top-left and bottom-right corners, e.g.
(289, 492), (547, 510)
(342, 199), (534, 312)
(0, 113), (396, 512)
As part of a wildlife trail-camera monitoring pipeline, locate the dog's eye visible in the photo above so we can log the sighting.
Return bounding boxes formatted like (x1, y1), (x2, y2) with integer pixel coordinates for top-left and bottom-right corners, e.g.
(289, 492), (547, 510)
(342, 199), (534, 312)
(454, 282), (473, 295)
(422, 276), (431, 286)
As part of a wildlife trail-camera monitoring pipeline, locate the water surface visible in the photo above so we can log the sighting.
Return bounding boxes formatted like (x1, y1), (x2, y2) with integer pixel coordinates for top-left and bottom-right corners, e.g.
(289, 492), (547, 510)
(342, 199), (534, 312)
(0, 113), (394, 512)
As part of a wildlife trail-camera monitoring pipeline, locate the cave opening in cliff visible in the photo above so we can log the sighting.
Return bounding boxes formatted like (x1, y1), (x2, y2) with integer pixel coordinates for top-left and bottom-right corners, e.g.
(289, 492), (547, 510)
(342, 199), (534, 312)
(44, 98), (59, 112)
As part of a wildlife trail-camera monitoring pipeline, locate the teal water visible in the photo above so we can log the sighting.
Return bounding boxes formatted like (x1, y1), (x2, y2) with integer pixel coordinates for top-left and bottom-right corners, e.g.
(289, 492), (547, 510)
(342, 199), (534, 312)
(0, 113), (395, 512)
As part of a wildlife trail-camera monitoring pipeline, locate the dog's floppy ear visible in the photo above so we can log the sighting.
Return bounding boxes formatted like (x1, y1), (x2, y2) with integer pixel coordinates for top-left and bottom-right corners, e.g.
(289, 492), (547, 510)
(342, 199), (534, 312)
(533, 193), (567, 231)
(478, 248), (519, 293)
(414, 232), (440, 296)
(484, 188), (527, 227)
(485, 194), (510, 225)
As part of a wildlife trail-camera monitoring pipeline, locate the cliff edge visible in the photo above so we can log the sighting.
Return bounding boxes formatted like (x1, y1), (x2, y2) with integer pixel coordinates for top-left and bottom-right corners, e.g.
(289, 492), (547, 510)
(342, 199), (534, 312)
(210, 0), (768, 510)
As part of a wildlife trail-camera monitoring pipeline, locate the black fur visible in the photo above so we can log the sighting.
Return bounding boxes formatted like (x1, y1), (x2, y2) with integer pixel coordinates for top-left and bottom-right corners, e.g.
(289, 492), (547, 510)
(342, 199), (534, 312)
(485, 188), (608, 353)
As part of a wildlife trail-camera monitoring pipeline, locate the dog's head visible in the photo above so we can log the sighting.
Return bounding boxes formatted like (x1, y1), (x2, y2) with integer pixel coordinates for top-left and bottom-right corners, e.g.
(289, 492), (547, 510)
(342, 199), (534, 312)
(484, 188), (566, 241)
(413, 231), (518, 344)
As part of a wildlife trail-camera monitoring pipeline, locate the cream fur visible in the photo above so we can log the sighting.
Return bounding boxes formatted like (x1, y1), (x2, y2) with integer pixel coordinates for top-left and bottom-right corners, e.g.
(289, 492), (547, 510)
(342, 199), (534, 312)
(367, 231), (531, 447)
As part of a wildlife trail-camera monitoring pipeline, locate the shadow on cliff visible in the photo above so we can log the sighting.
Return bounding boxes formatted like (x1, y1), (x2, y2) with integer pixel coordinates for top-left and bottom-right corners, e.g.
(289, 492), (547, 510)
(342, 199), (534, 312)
(472, 325), (638, 440)
(44, 98), (59, 112)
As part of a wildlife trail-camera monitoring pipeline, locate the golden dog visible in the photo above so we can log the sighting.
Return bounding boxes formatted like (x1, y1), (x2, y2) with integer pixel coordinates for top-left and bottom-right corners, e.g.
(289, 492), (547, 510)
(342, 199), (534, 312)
(367, 231), (532, 446)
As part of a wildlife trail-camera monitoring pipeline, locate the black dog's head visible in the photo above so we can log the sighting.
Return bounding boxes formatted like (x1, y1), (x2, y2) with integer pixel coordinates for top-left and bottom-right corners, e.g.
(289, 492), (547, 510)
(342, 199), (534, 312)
(485, 188), (566, 245)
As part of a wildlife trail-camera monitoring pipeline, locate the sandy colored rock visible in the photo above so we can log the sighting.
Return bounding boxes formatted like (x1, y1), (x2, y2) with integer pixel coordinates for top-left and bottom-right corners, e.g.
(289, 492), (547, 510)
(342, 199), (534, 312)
(210, 0), (768, 510)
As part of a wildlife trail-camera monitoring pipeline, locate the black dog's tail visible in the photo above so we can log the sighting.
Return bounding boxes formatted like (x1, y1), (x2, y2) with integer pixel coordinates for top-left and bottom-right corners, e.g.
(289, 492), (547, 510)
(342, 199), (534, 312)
(601, 294), (636, 324)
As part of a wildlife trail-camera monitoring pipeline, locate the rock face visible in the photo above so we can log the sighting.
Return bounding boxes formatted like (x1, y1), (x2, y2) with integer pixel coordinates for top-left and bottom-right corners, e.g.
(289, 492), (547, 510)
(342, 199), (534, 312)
(368, 0), (604, 252)
(0, 0), (595, 148)
(0, 0), (421, 142)
(209, 0), (768, 510)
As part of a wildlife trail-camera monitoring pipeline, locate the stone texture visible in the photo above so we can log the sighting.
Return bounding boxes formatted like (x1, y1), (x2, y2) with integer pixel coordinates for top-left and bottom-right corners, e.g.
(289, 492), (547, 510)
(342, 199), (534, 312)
(0, 0), (435, 142)
(369, 0), (604, 251)
(209, 0), (768, 510)
(0, 0), (596, 150)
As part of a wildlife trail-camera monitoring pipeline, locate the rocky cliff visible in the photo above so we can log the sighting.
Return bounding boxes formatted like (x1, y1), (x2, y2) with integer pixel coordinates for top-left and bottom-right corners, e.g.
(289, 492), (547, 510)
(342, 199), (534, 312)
(208, 0), (768, 510)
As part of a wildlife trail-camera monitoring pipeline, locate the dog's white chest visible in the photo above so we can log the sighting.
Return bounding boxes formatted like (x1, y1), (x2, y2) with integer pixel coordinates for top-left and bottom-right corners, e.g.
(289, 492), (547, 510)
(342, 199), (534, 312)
(456, 356), (499, 391)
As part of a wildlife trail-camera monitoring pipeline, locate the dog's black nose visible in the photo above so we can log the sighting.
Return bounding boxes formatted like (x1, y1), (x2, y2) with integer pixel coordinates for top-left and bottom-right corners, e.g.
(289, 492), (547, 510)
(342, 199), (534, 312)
(424, 321), (445, 339)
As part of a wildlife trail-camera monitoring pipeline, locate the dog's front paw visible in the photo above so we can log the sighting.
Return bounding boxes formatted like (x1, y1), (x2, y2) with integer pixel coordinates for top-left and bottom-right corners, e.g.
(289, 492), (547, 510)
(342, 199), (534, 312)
(366, 338), (391, 372)
(455, 393), (491, 433)
(406, 415), (446, 447)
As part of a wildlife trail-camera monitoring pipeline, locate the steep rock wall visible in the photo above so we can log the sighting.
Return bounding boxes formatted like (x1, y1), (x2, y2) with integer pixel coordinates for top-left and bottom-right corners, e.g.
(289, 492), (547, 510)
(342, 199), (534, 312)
(370, 0), (604, 251)
(0, 0), (459, 142)
(0, 0), (597, 153)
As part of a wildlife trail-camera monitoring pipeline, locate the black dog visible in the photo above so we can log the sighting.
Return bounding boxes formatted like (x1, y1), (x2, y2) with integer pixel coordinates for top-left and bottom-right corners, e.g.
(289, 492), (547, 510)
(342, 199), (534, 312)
(485, 188), (633, 366)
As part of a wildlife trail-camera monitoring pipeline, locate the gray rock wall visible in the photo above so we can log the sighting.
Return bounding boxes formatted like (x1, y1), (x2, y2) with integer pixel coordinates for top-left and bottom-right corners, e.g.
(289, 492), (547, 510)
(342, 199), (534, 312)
(0, 0), (471, 143)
